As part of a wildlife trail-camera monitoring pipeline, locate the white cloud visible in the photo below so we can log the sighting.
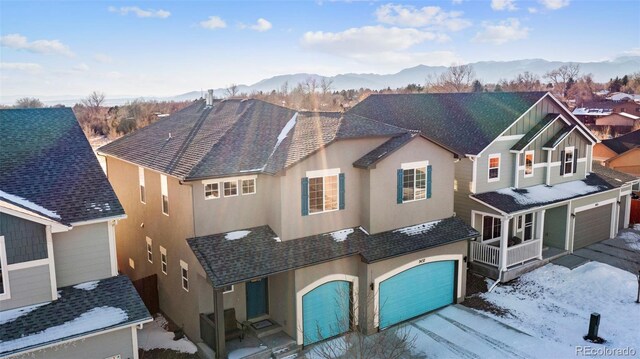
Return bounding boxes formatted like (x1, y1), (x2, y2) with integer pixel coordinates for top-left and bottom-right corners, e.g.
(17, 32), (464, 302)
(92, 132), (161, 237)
(0, 62), (43, 74)
(200, 16), (227, 29)
(538, 0), (570, 10)
(473, 18), (529, 45)
(528, 7), (539, 13)
(375, 4), (471, 31)
(301, 26), (448, 56)
(250, 18), (272, 32)
(0, 34), (74, 57)
(93, 53), (113, 63)
(73, 63), (90, 72)
(108, 6), (170, 18)
(491, 0), (518, 11)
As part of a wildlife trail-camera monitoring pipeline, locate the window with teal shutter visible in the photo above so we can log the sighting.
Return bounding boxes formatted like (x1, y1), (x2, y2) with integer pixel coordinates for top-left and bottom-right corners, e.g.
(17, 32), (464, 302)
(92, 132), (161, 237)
(396, 169), (403, 204)
(338, 173), (345, 210)
(427, 165), (432, 199)
(301, 177), (309, 216)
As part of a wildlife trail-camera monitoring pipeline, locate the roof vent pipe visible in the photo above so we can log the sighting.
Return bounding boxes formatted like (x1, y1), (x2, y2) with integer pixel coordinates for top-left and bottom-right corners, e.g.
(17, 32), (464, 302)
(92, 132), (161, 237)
(206, 89), (214, 106)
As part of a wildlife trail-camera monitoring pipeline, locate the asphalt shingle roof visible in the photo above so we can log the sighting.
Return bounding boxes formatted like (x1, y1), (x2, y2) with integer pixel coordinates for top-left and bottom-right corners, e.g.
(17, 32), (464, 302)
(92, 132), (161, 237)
(188, 217), (478, 288)
(590, 162), (639, 185)
(0, 275), (151, 356)
(0, 108), (125, 224)
(353, 133), (418, 169)
(347, 91), (548, 156)
(600, 129), (640, 154)
(511, 113), (559, 151)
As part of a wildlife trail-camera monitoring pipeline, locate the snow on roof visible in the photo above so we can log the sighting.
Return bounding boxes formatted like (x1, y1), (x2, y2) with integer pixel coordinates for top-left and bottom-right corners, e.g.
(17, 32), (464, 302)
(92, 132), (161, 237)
(393, 220), (443, 236)
(225, 230), (251, 241)
(0, 190), (61, 219)
(73, 280), (99, 291)
(0, 303), (47, 326)
(1, 306), (128, 354)
(326, 228), (354, 242)
(618, 112), (640, 120)
(572, 108), (612, 116)
(495, 180), (603, 206)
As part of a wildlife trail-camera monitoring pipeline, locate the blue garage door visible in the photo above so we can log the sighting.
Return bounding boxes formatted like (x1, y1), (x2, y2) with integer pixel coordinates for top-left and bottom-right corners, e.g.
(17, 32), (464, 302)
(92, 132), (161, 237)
(379, 260), (456, 329)
(302, 281), (350, 345)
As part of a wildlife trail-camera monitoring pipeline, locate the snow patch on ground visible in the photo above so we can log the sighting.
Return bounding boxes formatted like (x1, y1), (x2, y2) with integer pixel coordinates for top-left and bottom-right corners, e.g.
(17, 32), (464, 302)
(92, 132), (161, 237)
(496, 180), (603, 206)
(617, 230), (640, 250)
(304, 336), (348, 359)
(225, 230), (251, 241)
(393, 220), (441, 236)
(73, 280), (99, 291)
(480, 262), (639, 350)
(326, 228), (354, 242)
(1, 306), (128, 353)
(138, 314), (197, 354)
(228, 345), (268, 359)
(0, 190), (61, 219)
(0, 303), (47, 325)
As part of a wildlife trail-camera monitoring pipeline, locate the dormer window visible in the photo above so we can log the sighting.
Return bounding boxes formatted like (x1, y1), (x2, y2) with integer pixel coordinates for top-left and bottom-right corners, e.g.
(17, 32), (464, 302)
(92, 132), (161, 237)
(524, 151), (534, 177)
(488, 154), (501, 182)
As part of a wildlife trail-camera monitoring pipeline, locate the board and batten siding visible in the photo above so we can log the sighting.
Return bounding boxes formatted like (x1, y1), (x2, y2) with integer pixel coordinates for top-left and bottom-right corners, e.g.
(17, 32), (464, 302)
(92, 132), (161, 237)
(505, 97), (560, 136)
(476, 139), (516, 193)
(0, 213), (48, 264)
(24, 326), (136, 359)
(52, 222), (112, 287)
(0, 265), (52, 311)
(547, 130), (589, 186)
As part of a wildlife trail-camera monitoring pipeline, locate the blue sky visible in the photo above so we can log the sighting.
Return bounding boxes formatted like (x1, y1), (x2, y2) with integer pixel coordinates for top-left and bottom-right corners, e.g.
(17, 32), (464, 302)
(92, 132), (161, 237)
(1, 0), (638, 98)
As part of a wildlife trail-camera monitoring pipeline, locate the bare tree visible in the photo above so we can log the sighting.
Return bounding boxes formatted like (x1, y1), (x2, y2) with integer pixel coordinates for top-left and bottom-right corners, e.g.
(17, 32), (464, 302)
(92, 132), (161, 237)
(498, 71), (544, 92)
(544, 63), (580, 96)
(81, 91), (106, 111)
(224, 83), (239, 98)
(320, 78), (334, 95)
(14, 97), (44, 108)
(280, 81), (289, 96)
(426, 64), (476, 93)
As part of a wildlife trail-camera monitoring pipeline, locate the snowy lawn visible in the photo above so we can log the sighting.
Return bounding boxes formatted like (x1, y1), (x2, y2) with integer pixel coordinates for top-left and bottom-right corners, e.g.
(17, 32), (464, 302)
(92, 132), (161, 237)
(481, 262), (639, 351)
(137, 314), (197, 354)
(617, 225), (640, 251)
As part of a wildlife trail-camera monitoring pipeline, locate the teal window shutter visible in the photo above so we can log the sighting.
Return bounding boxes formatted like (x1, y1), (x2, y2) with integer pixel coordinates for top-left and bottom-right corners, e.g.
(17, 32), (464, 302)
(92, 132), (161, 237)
(396, 169), (403, 204)
(301, 177), (309, 216)
(427, 165), (432, 199)
(338, 173), (345, 210)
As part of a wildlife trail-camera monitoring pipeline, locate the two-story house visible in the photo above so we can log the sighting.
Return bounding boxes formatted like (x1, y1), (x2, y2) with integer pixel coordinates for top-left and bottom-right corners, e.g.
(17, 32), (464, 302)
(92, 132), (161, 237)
(98, 94), (478, 357)
(349, 91), (639, 282)
(0, 108), (151, 358)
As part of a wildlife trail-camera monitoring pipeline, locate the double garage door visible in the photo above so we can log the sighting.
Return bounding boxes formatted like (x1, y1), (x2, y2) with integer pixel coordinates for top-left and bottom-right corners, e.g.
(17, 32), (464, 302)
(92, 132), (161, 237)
(574, 204), (613, 250)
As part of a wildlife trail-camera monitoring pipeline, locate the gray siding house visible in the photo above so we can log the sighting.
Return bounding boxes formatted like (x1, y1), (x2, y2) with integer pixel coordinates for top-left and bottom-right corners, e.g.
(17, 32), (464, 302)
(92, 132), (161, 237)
(0, 108), (151, 358)
(349, 92), (639, 282)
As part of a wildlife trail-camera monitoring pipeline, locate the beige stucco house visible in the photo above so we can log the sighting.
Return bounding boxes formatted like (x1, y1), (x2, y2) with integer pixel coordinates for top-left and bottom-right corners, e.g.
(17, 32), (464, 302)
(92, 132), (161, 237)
(99, 95), (478, 357)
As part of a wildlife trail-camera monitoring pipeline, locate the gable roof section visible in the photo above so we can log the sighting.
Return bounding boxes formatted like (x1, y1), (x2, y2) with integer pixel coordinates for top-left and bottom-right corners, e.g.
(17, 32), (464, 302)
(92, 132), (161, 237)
(543, 124), (576, 150)
(511, 113), (560, 151)
(0, 108), (125, 225)
(353, 133), (418, 169)
(347, 91), (547, 156)
(600, 129), (640, 154)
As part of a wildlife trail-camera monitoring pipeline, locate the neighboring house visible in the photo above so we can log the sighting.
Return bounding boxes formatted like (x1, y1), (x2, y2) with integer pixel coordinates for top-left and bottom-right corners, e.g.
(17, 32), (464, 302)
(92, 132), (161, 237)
(573, 99), (640, 124)
(98, 94), (478, 357)
(348, 91), (639, 282)
(594, 112), (639, 127)
(594, 129), (640, 176)
(0, 108), (151, 358)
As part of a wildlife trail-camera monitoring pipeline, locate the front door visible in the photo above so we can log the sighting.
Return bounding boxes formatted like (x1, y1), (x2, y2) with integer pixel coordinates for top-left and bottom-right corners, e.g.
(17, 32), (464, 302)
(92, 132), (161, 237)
(246, 278), (268, 319)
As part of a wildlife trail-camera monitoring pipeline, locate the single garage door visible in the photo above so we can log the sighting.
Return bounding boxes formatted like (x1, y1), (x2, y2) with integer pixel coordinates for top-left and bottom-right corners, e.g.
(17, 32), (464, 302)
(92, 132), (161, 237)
(302, 281), (350, 345)
(379, 260), (456, 329)
(574, 204), (612, 249)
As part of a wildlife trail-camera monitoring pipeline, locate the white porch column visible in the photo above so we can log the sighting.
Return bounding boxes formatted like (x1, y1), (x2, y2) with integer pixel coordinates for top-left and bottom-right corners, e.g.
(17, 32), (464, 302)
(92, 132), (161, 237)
(514, 153), (520, 189)
(536, 210), (546, 259)
(499, 216), (511, 274)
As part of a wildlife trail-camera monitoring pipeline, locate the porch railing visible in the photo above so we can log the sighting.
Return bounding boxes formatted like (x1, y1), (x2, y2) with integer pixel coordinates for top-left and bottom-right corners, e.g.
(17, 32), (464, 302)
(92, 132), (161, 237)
(470, 241), (500, 266)
(507, 239), (541, 267)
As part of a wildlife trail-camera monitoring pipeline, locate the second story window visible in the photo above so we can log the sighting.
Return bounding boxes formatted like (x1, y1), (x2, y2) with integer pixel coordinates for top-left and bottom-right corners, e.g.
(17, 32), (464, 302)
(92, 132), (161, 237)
(160, 246), (167, 275)
(242, 179), (256, 195)
(524, 151), (534, 177)
(562, 147), (575, 176)
(160, 175), (169, 215)
(224, 180), (238, 197)
(180, 260), (189, 292)
(488, 154), (500, 182)
(204, 183), (220, 199)
(138, 167), (146, 203)
(402, 166), (426, 202)
(301, 169), (345, 215)
(146, 237), (153, 263)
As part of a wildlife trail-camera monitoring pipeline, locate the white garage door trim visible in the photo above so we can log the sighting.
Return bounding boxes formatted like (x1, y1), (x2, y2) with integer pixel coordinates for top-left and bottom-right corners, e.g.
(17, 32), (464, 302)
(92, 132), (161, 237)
(372, 254), (463, 329)
(295, 274), (358, 346)
(570, 198), (616, 252)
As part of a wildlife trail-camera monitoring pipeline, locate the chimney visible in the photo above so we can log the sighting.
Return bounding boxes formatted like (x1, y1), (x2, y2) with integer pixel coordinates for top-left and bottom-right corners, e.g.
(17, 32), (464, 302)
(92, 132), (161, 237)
(206, 89), (214, 106)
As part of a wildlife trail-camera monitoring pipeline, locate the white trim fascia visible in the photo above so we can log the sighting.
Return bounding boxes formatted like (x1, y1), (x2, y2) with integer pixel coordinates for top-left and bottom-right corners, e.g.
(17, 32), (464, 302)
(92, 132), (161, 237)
(70, 215), (127, 227)
(542, 126), (577, 151)
(202, 174), (257, 185)
(306, 168), (341, 178)
(108, 220), (118, 276)
(0, 236), (10, 300)
(468, 194), (508, 216)
(97, 152), (181, 181)
(620, 189), (632, 196)
(372, 254), (464, 329)
(487, 153), (501, 183)
(0, 203), (70, 232)
(401, 160), (429, 170)
(477, 94), (547, 157)
(295, 274), (359, 345)
(573, 198), (617, 214)
(46, 225), (57, 300)
(577, 158), (587, 163)
(6, 258), (50, 271)
(507, 186), (621, 218)
(512, 116), (563, 154)
(497, 134), (525, 142)
(549, 161), (562, 167)
(469, 156), (478, 194)
(545, 92), (598, 144)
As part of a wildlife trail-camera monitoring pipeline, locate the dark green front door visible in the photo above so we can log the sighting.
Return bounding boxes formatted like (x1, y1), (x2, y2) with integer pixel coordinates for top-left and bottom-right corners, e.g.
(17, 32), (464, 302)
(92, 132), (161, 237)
(246, 278), (268, 319)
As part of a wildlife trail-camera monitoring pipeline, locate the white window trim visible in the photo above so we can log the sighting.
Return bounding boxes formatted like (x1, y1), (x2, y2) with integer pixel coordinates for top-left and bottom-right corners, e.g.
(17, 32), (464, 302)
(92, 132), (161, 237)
(180, 260), (189, 292)
(563, 146), (575, 177)
(306, 168), (340, 178)
(129, 258), (135, 269)
(160, 246), (167, 275)
(308, 171), (340, 215)
(146, 237), (153, 264)
(223, 180), (239, 197)
(0, 236), (10, 300)
(524, 150), (535, 178)
(401, 161), (428, 203)
(481, 215), (502, 242)
(241, 178), (256, 195)
(138, 167), (146, 204)
(204, 182), (220, 200)
(223, 285), (234, 294)
(487, 154), (501, 182)
(160, 175), (169, 216)
(400, 161), (428, 170)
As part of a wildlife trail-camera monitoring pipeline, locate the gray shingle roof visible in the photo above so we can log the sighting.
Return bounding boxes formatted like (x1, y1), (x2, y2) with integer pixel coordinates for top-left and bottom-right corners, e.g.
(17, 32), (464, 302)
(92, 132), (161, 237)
(0, 108), (125, 224)
(600, 129), (640, 154)
(347, 91), (548, 156)
(590, 162), (639, 185)
(0, 275), (151, 356)
(188, 217), (478, 288)
(511, 113), (559, 151)
(353, 133), (418, 169)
